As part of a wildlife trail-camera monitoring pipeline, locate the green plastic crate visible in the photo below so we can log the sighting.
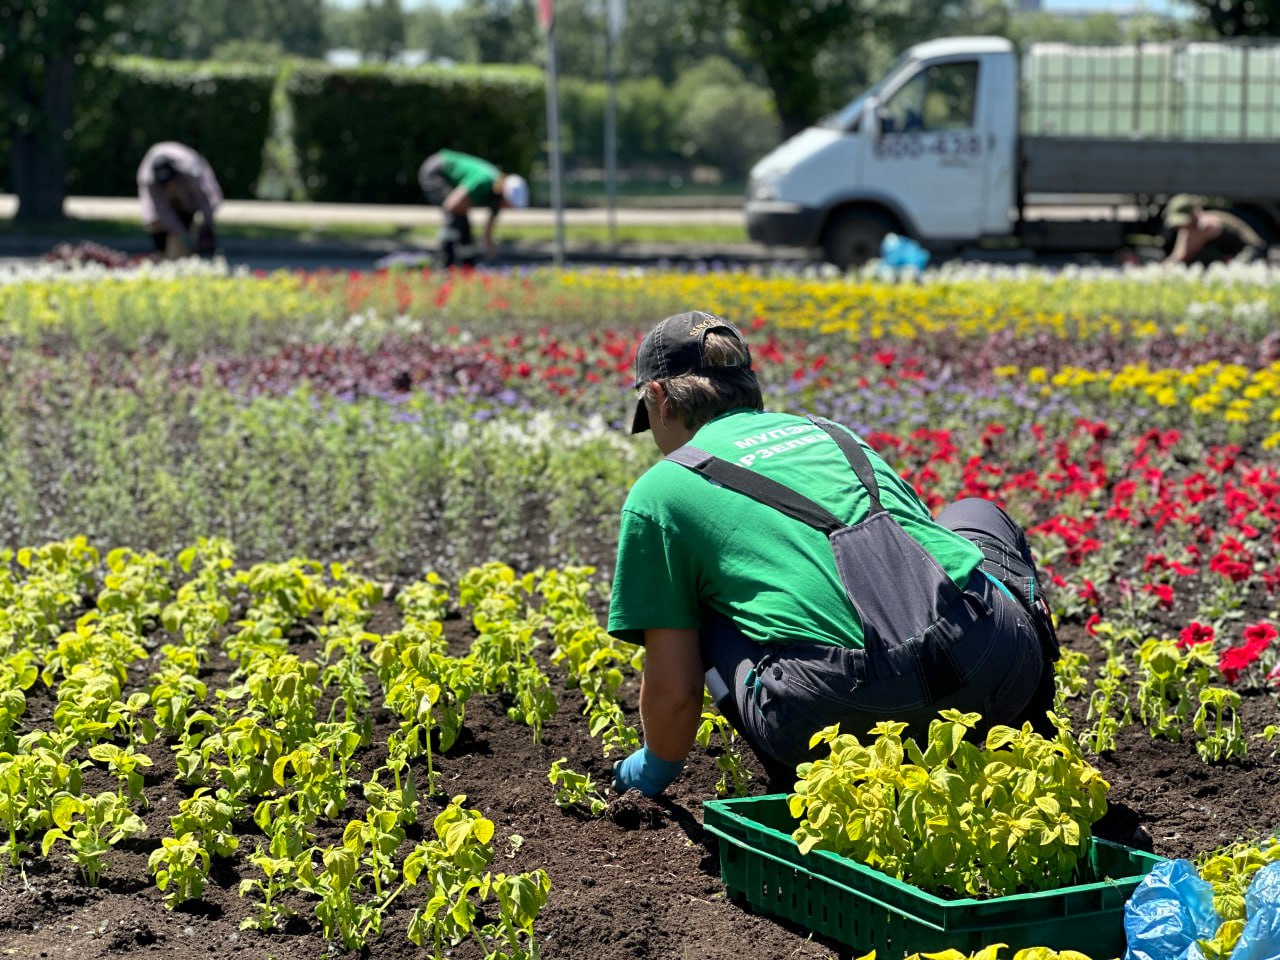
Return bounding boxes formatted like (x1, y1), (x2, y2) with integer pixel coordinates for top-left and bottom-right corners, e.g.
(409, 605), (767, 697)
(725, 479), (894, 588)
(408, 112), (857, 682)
(702, 794), (1165, 958)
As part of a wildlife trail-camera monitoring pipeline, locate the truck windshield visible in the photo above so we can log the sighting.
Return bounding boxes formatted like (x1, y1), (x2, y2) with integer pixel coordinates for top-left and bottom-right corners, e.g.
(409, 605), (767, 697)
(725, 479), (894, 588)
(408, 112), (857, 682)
(818, 53), (912, 131)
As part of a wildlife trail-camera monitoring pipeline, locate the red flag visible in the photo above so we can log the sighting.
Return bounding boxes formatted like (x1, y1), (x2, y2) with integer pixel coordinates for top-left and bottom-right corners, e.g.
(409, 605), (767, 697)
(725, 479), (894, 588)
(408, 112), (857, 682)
(538, 0), (553, 31)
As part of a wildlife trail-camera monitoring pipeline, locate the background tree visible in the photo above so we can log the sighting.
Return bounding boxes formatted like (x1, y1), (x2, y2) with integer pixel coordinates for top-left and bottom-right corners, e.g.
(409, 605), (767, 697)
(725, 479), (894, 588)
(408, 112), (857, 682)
(712, 0), (902, 137)
(1178, 0), (1279, 35)
(616, 0), (742, 84)
(455, 0), (539, 64)
(127, 0), (327, 59)
(0, 0), (138, 221)
(671, 57), (778, 178)
(405, 1), (477, 62)
(355, 0), (407, 62)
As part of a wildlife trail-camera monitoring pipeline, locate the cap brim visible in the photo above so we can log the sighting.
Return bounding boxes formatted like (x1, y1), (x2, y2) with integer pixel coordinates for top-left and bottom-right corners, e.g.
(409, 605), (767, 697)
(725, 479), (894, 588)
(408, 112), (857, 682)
(630, 395), (650, 434)
(1165, 214), (1191, 228)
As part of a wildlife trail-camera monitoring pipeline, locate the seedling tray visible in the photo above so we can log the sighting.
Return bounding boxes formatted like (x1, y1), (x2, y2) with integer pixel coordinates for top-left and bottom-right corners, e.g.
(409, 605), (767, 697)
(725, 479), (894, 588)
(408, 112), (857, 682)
(702, 794), (1164, 958)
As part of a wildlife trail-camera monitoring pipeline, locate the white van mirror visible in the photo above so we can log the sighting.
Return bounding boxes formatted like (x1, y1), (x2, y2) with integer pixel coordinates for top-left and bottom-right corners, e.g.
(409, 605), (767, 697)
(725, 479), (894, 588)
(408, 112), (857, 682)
(863, 97), (882, 138)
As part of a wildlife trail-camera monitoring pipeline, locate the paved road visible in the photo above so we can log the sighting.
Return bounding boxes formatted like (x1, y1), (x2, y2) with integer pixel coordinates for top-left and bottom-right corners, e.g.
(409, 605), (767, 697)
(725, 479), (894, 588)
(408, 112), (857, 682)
(3, 193), (1211, 272)
(0, 194), (747, 228)
(0, 193), (800, 271)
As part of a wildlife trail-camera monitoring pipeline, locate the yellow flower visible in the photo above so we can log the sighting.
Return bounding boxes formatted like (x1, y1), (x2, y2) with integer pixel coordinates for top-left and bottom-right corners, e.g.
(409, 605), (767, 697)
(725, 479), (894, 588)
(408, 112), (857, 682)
(1189, 394), (1221, 415)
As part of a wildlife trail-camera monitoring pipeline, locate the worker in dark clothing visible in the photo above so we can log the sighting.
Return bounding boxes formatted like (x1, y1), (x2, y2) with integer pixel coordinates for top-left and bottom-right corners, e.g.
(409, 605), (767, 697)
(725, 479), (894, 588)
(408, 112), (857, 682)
(1164, 194), (1267, 266)
(137, 142), (222, 258)
(418, 150), (529, 267)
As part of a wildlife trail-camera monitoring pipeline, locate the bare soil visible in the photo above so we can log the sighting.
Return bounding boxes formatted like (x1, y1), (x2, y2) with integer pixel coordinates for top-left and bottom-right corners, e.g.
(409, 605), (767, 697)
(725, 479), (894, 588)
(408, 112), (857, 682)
(1, 607), (1277, 960)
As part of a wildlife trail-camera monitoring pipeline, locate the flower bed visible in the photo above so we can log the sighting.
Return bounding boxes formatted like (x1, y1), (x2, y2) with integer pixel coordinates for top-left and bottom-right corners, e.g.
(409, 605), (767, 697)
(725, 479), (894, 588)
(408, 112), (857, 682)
(0, 262), (1277, 959)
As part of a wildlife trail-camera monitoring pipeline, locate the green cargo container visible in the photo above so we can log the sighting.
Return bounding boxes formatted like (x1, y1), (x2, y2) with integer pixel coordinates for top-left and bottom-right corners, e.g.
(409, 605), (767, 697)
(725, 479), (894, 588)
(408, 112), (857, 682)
(1022, 42), (1280, 141)
(703, 794), (1166, 959)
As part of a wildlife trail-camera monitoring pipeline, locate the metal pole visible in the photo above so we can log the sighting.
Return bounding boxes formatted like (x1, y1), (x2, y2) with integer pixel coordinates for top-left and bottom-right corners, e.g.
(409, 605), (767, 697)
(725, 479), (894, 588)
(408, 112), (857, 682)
(545, 19), (566, 267)
(605, 23), (618, 250)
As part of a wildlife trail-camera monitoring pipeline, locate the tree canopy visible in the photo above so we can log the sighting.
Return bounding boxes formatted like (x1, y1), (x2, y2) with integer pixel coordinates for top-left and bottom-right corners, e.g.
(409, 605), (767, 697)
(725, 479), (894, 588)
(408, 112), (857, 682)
(1181, 0), (1280, 36)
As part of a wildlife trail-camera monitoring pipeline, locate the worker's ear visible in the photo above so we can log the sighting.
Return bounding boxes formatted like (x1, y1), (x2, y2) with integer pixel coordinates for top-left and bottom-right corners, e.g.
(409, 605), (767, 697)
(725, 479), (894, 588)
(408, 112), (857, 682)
(645, 381), (669, 410)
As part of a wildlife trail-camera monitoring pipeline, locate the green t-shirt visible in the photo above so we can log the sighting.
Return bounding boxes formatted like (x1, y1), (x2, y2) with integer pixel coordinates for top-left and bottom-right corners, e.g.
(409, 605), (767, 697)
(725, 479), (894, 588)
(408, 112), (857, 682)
(607, 409), (983, 649)
(440, 150), (500, 209)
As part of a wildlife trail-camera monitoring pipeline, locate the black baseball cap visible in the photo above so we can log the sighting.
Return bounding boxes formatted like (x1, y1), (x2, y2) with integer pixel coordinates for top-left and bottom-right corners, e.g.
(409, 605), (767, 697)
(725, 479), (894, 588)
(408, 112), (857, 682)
(629, 310), (751, 434)
(152, 157), (179, 185)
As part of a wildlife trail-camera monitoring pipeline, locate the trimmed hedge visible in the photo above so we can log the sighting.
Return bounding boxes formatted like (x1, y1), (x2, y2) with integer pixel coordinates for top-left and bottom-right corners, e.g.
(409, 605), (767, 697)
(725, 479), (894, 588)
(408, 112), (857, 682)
(287, 63), (543, 204)
(68, 58), (276, 199)
(3, 56), (697, 206)
(556, 76), (683, 168)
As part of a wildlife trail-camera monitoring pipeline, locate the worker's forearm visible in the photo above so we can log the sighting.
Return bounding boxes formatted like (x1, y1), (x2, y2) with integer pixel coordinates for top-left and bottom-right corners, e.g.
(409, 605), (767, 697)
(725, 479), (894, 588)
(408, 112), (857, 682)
(638, 678), (701, 762)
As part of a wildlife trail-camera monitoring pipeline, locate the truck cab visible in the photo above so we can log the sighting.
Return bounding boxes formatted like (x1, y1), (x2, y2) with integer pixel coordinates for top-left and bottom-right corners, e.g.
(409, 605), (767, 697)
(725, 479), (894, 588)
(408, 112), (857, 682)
(745, 37), (1020, 267)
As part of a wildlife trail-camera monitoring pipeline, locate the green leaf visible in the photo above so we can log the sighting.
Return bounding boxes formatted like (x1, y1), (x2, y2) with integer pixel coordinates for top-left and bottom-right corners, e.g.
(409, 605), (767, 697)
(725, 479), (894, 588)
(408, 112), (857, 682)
(1033, 796), (1062, 818)
(51, 794), (84, 830)
(985, 726), (1018, 751)
(41, 828), (67, 856)
(323, 847), (358, 891)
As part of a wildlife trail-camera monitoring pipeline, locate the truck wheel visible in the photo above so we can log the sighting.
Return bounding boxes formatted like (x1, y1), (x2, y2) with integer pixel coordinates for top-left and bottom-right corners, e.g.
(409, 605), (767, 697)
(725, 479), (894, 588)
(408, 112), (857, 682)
(823, 210), (893, 269)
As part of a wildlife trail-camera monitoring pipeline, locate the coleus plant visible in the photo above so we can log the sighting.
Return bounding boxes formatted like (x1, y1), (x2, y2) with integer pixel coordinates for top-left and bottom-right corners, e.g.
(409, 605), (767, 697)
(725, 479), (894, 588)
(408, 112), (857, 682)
(1194, 835), (1280, 959)
(788, 710), (1110, 898)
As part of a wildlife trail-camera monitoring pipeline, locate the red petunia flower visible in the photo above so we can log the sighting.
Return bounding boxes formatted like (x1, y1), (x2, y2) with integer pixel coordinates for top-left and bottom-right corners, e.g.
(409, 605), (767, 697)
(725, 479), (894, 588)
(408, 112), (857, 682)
(1178, 621), (1215, 649)
(1242, 622), (1277, 644)
(1142, 583), (1175, 610)
(1219, 626), (1274, 683)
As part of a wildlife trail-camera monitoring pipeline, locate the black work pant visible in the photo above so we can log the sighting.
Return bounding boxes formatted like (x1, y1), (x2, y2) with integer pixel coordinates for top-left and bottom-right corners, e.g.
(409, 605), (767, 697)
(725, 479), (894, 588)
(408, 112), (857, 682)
(418, 152), (474, 267)
(149, 209), (196, 253)
(699, 497), (1056, 787)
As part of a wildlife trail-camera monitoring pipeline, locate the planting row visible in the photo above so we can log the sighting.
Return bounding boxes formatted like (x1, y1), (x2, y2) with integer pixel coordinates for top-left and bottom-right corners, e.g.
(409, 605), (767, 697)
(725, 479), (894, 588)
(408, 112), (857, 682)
(2, 537), (1278, 959)
(1, 538), (653, 956)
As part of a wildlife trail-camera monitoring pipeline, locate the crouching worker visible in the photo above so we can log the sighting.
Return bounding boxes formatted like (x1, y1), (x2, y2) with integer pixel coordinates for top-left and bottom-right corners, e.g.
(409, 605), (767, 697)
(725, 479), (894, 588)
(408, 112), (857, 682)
(609, 311), (1059, 797)
(417, 149), (529, 267)
(137, 142), (223, 258)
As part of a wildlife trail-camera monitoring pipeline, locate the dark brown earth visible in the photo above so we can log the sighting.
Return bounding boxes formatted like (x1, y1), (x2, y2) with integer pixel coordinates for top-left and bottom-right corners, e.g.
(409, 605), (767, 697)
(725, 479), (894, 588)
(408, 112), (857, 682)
(1, 606), (1277, 960)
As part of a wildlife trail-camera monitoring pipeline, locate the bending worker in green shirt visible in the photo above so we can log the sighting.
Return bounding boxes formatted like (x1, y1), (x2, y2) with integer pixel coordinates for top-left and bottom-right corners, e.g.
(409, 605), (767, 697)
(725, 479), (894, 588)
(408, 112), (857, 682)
(609, 311), (1059, 796)
(418, 149), (529, 267)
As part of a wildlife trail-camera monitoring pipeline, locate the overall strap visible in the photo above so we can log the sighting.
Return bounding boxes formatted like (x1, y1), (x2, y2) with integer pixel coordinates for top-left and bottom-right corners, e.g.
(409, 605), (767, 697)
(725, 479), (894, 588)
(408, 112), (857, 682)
(664, 446), (845, 535)
(663, 420), (886, 532)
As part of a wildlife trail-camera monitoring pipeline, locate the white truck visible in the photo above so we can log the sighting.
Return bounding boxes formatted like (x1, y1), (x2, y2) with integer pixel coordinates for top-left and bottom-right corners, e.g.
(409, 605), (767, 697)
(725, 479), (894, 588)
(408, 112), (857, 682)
(745, 36), (1280, 266)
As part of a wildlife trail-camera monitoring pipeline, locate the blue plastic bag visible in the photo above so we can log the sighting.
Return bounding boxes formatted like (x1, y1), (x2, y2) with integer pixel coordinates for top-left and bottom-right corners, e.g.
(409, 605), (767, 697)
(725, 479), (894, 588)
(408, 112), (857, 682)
(1229, 861), (1280, 960)
(1124, 859), (1221, 960)
(878, 233), (930, 276)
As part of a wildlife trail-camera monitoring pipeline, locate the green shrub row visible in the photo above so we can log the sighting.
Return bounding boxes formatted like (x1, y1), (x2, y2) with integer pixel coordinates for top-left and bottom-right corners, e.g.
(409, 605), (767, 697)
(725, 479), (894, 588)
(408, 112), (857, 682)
(2, 56), (773, 203)
(0, 57), (543, 204)
(286, 62), (543, 203)
(67, 58), (277, 199)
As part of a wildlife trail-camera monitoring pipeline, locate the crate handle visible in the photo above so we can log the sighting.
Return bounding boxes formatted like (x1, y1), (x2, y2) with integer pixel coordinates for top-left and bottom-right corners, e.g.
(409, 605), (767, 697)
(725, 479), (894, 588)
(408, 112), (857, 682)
(707, 827), (949, 933)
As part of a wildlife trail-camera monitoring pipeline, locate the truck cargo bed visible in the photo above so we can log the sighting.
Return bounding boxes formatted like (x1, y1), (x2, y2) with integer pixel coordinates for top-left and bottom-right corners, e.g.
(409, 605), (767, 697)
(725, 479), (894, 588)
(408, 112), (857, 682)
(1021, 137), (1280, 201)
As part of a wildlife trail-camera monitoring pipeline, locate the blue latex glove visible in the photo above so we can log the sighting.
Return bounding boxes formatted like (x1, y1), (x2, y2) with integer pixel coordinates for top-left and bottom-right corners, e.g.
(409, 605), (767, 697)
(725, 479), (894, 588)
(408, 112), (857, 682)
(612, 745), (685, 797)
